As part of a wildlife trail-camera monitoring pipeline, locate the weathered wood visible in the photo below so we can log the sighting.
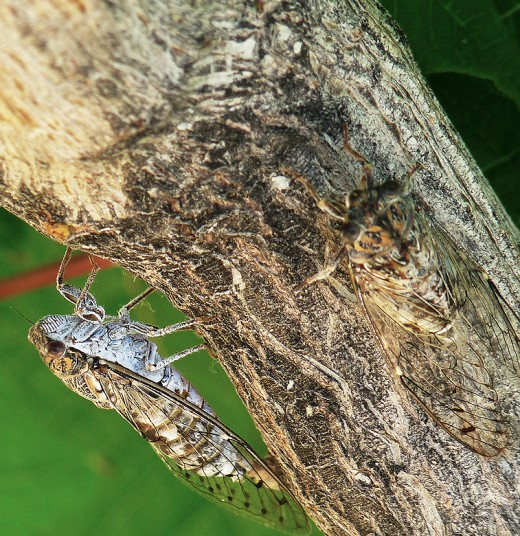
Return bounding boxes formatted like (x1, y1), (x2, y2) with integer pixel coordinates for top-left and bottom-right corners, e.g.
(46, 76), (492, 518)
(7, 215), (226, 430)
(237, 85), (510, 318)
(1, 1), (518, 534)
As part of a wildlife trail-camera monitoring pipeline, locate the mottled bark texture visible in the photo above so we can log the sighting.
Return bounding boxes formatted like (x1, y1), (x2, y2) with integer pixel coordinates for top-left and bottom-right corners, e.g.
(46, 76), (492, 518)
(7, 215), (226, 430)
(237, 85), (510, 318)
(1, 1), (519, 535)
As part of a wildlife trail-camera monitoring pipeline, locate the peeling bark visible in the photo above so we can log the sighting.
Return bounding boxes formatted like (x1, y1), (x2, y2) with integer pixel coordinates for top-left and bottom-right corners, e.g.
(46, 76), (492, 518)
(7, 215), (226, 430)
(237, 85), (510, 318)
(1, 1), (519, 535)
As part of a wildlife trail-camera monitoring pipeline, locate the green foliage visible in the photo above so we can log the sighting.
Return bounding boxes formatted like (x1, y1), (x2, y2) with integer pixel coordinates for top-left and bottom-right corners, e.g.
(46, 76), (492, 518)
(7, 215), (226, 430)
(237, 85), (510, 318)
(380, 0), (520, 224)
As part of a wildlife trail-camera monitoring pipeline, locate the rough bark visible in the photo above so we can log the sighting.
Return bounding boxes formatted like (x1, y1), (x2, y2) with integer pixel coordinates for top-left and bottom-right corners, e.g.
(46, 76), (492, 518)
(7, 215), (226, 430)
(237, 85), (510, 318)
(1, 1), (519, 535)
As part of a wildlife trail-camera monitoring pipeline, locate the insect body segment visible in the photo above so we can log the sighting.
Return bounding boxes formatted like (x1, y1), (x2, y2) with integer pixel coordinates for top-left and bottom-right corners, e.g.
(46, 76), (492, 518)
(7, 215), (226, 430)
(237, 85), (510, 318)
(289, 133), (519, 457)
(28, 250), (309, 534)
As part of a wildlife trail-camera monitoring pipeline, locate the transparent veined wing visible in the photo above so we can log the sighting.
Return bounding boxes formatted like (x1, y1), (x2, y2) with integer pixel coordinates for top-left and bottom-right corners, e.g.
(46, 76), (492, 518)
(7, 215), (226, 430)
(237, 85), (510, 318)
(352, 215), (518, 456)
(94, 361), (311, 534)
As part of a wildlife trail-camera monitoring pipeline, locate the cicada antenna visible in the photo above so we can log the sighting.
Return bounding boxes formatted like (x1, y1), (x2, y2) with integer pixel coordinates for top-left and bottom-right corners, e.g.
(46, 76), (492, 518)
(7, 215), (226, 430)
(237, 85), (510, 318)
(10, 305), (34, 325)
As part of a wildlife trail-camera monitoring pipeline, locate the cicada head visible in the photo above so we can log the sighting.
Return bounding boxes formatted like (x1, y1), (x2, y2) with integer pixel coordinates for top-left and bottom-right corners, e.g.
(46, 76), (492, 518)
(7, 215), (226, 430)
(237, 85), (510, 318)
(28, 316), (90, 378)
(342, 180), (415, 262)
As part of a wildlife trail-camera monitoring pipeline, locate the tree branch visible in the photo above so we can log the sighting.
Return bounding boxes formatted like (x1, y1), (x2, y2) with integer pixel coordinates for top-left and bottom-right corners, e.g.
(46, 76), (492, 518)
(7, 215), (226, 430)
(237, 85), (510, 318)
(1, 1), (518, 534)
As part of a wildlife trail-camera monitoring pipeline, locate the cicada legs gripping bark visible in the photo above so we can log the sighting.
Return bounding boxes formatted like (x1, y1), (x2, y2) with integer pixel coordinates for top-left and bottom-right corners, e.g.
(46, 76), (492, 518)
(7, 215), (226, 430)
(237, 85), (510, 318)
(28, 249), (310, 534)
(284, 127), (520, 457)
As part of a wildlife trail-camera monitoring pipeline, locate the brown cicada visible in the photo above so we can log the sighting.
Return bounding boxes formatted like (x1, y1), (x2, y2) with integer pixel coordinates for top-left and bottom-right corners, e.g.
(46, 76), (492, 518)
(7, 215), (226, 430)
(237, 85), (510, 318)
(286, 129), (519, 456)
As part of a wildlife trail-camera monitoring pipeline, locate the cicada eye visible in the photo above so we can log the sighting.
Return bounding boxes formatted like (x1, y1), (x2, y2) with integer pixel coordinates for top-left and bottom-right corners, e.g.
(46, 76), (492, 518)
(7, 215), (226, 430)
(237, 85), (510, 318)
(45, 340), (66, 358)
(342, 222), (360, 243)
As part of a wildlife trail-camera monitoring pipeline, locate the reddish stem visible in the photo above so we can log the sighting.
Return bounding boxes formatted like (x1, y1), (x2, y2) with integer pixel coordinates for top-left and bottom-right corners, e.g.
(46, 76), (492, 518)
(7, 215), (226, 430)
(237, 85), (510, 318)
(0, 254), (115, 300)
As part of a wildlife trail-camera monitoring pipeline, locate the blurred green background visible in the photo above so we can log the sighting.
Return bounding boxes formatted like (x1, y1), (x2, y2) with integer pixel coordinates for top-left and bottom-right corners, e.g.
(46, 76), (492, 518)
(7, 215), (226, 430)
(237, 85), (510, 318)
(0, 2), (518, 535)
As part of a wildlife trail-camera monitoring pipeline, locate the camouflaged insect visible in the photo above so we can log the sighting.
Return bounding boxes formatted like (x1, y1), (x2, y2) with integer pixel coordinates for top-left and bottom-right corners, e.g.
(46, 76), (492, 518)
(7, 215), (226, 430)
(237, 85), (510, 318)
(28, 249), (310, 534)
(286, 129), (520, 457)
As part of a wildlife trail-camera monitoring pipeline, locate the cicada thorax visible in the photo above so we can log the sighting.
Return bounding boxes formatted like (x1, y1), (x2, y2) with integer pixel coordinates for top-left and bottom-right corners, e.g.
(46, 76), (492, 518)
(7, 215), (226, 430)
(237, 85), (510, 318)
(342, 181), (455, 336)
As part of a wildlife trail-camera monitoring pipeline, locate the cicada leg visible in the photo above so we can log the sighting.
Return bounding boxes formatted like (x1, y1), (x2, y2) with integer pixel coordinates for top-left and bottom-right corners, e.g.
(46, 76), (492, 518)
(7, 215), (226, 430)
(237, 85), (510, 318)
(117, 288), (202, 337)
(115, 286), (207, 370)
(145, 343), (206, 371)
(117, 287), (155, 316)
(281, 166), (345, 221)
(341, 125), (373, 190)
(295, 243), (349, 292)
(401, 162), (423, 193)
(56, 247), (105, 322)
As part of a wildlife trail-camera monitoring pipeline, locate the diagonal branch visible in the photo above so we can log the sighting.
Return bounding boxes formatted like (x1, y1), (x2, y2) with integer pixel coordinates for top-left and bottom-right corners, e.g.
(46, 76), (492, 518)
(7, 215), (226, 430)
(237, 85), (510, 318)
(1, 1), (519, 534)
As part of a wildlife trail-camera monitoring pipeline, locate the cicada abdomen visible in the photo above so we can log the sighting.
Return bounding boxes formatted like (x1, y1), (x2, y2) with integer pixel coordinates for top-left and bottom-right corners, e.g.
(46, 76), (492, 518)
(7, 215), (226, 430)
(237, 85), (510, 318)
(287, 133), (519, 457)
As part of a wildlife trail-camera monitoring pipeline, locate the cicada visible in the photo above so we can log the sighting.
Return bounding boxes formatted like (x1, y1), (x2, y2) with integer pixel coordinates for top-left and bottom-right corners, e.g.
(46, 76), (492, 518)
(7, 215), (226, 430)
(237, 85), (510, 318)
(286, 129), (519, 456)
(28, 249), (310, 534)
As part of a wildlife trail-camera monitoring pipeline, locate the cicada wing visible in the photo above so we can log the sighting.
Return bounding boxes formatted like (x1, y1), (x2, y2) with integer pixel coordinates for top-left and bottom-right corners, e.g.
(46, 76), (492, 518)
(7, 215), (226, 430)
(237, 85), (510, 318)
(97, 366), (310, 534)
(354, 278), (511, 457)
(152, 438), (311, 535)
(433, 227), (520, 378)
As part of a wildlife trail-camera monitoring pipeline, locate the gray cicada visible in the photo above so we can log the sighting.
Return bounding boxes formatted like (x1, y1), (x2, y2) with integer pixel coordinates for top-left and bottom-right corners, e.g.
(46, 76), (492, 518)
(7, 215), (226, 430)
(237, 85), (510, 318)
(286, 129), (519, 457)
(28, 249), (310, 534)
